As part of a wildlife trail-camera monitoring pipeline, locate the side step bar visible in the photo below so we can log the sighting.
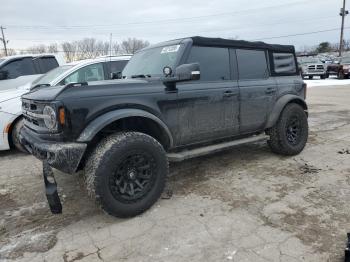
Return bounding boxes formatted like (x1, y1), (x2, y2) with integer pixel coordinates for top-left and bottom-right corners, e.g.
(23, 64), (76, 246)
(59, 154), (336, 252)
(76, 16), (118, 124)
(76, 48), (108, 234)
(167, 134), (269, 162)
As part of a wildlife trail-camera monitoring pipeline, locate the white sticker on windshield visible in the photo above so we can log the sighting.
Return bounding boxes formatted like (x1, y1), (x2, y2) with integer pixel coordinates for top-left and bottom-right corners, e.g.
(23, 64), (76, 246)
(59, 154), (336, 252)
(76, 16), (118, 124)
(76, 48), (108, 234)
(161, 45), (180, 54)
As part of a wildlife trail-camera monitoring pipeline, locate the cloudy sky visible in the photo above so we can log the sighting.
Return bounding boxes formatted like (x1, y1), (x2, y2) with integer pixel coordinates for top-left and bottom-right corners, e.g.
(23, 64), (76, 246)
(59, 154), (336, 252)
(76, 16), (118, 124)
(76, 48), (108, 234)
(0, 0), (348, 51)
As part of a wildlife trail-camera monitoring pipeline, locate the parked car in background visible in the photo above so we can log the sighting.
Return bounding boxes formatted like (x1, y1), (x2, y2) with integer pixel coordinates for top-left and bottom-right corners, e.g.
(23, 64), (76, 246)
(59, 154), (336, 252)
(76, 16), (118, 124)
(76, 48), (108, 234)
(0, 54), (64, 91)
(326, 56), (350, 79)
(0, 55), (131, 152)
(299, 57), (328, 79)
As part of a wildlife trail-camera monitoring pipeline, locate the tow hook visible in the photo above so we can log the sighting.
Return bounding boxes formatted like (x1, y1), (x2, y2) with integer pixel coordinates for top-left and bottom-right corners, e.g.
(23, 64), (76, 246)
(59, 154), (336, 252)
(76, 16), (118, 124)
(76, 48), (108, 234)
(345, 233), (350, 262)
(43, 161), (62, 214)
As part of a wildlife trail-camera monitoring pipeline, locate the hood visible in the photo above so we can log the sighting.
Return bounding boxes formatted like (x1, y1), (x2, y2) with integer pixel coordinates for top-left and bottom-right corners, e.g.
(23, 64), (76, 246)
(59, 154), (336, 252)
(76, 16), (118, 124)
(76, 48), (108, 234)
(21, 79), (150, 102)
(0, 85), (29, 103)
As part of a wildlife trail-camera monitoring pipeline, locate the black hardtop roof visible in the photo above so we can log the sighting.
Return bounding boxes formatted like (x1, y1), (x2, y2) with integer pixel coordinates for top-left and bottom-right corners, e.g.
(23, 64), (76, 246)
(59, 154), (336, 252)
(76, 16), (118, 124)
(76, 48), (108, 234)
(190, 36), (295, 53)
(143, 36), (295, 53)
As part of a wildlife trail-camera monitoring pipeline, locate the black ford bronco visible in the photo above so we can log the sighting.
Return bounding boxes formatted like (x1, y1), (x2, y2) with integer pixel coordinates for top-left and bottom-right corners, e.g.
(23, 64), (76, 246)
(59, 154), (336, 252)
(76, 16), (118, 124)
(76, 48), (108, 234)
(20, 36), (308, 218)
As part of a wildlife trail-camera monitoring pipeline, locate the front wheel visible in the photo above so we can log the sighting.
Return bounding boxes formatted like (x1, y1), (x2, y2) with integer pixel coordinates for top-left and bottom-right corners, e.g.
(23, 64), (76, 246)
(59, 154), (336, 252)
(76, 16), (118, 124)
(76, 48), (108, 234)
(267, 104), (308, 156)
(11, 118), (27, 153)
(85, 132), (168, 218)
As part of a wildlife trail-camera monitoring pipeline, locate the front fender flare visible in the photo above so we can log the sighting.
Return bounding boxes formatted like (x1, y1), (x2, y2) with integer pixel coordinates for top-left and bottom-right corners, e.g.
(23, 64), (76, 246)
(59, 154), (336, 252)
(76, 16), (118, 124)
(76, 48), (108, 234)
(76, 109), (174, 147)
(265, 95), (308, 129)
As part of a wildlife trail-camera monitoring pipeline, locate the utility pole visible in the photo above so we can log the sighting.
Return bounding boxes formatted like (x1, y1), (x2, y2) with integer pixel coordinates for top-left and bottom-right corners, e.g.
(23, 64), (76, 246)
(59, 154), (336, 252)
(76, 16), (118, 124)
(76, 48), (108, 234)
(339, 0), (348, 57)
(0, 26), (8, 56)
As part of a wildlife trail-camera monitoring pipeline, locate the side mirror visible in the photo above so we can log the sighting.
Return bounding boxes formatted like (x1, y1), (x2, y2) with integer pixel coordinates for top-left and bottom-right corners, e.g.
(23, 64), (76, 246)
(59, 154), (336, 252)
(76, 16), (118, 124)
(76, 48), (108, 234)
(175, 63), (200, 81)
(110, 71), (122, 79)
(162, 63), (200, 83)
(0, 70), (8, 80)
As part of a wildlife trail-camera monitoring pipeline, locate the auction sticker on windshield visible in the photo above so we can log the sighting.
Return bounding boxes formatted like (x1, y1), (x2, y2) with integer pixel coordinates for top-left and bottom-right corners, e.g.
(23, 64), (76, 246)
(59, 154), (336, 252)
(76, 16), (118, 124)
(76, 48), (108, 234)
(161, 45), (180, 54)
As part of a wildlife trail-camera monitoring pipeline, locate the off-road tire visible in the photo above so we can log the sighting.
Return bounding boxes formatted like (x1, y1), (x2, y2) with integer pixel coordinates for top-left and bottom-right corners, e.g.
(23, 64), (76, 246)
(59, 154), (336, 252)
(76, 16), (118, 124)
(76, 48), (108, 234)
(11, 118), (27, 153)
(266, 103), (308, 156)
(85, 132), (168, 218)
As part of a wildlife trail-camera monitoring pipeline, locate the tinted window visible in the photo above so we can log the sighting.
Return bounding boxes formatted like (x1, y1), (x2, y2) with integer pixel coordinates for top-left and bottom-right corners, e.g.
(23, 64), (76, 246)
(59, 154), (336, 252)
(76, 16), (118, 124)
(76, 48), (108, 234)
(236, 49), (268, 80)
(36, 57), (59, 73)
(273, 53), (296, 74)
(62, 63), (104, 84)
(0, 58), (36, 79)
(186, 46), (230, 81)
(109, 60), (128, 73)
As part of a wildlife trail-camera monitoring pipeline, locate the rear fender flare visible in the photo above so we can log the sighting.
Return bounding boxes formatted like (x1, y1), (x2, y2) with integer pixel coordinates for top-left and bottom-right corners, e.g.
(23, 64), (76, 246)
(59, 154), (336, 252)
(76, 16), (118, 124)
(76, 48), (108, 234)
(265, 95), (308, 129)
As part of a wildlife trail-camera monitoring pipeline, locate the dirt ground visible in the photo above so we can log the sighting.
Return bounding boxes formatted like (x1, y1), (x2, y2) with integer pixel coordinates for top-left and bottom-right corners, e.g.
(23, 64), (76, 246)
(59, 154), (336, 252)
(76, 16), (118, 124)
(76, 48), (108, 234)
(0, 85), (350, 262)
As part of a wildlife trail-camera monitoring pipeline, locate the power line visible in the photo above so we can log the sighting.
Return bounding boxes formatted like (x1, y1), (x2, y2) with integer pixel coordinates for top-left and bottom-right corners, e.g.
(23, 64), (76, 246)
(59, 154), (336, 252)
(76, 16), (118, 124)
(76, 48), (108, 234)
(252, 27), (350, 41)
(4, 26), (350, 53)
(8, 15), (339, 42)
(5, 0), (328, 30)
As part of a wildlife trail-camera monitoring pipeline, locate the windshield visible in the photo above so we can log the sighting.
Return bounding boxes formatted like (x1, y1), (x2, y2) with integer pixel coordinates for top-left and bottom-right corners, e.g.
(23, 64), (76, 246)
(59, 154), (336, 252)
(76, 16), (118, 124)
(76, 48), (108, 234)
(122, 44), (183, 78)
(32, 65), (74, 86)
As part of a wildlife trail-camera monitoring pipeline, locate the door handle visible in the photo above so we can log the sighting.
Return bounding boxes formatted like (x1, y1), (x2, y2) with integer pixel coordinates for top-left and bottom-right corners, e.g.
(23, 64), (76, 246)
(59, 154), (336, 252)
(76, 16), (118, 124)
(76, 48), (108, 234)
(223, 91), (237, 97)
(265, 87), (276, 94)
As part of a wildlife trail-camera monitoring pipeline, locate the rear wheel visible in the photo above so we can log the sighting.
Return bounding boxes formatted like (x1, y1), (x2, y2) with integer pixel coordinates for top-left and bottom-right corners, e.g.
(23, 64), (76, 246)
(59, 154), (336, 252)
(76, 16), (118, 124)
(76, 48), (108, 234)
(85, 132), (168, 218)
(11, 118), (27, 153)
(320, 74), (326, 79)
(267, 104), (308, 156)
(308, 76), (313, 80)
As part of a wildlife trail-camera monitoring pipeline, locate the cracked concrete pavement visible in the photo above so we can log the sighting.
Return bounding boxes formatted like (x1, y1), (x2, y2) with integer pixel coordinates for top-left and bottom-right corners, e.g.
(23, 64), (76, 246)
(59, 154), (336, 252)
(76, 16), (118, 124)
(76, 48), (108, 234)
(0, 85), (350, 261)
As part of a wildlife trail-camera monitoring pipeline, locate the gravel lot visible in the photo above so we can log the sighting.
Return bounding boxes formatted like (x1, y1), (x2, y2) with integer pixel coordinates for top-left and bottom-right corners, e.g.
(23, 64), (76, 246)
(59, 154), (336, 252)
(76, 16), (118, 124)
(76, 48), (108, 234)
(0, 84), (350, 262)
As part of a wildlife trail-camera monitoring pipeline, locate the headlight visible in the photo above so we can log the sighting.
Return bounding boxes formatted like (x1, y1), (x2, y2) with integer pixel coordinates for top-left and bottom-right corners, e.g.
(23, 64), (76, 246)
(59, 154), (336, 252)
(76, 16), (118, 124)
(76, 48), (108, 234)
(43, 106), (57, 130)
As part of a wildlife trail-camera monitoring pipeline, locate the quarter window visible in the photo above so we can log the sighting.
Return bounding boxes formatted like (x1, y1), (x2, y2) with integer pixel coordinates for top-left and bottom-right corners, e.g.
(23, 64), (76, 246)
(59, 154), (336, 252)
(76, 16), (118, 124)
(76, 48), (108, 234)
(236, 49), (268, 80)
(62, 63), (104, 84)
(186, 46), (230, 81)
(273, 53), (297, 74)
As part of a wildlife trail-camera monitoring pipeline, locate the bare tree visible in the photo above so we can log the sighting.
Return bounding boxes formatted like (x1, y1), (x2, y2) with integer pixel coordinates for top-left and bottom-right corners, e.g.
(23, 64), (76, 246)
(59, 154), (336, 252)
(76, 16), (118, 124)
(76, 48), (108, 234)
(120, 38), (149, 54)
(27, 44), (47, 54)
(61, 41), (77, 62)
(47, 43), (58, 53)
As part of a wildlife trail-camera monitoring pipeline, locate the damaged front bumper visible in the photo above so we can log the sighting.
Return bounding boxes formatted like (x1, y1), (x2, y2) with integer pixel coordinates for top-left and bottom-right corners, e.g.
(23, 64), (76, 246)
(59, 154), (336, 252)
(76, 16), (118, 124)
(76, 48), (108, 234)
(20, 127), (87, 174)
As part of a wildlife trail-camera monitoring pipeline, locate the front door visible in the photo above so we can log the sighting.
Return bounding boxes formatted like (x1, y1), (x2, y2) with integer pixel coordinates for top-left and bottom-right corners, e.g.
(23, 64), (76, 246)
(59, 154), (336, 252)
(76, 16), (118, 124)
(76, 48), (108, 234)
(235, 49), (276, 133)
(175, 46), (239, 146)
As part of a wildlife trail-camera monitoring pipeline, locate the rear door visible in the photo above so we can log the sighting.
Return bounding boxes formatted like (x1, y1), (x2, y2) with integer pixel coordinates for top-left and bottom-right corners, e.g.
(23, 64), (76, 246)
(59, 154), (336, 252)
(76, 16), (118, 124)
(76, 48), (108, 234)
(236, 49), (276, 133)
(176, 46), (240, 145)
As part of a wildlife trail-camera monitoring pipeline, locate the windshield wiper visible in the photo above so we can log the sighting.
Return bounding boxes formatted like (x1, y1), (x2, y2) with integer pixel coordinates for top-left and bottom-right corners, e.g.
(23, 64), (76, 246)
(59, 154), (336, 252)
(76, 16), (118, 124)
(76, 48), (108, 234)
(131, 74), (151, 79)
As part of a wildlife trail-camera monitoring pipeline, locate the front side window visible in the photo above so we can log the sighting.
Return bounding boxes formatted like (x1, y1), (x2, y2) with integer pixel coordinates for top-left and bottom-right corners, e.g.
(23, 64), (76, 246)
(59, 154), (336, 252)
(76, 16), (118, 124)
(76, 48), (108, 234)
(62, 63), (104, 84)
(186, 46), (230, 81)
(122, 44), (183, 78)
(32, 65), (74, 87)
(0, 58), (36, 79)
(236, 49), (268, 80)
(273, 53), (296, 74)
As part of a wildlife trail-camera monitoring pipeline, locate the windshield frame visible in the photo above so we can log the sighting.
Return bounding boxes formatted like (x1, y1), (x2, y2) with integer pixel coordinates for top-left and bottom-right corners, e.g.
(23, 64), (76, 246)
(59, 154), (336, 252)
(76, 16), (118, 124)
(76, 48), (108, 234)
(122, 42), (186, 79)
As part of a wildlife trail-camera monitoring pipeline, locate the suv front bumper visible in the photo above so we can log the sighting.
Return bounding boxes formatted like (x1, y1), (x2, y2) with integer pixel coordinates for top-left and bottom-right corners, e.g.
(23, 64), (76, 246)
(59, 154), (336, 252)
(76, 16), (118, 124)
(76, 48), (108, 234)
(20, 127), (87, 174)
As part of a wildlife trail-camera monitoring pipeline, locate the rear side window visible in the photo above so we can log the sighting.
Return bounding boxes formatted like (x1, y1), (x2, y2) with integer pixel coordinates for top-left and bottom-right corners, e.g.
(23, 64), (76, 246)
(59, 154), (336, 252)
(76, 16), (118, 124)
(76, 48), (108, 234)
(236, 49), (268, 80)
(0, 58), (36, 79)
(272, 53), (297, 74)
(35, 57), (59, 73)
(186, 46), (230, 81)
